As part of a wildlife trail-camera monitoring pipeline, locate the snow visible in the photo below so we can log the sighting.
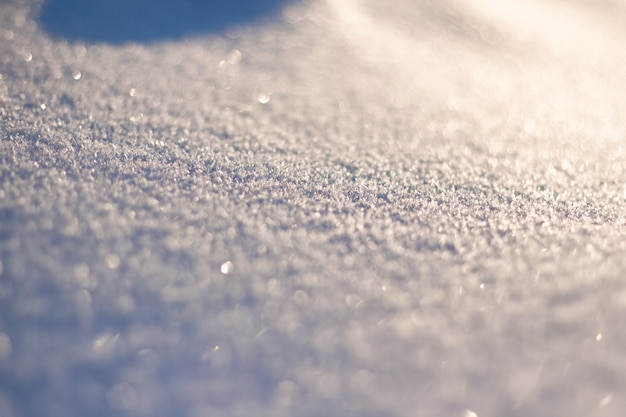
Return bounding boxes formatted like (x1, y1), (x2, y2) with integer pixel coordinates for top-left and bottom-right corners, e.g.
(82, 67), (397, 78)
(2, 0), (626, 416)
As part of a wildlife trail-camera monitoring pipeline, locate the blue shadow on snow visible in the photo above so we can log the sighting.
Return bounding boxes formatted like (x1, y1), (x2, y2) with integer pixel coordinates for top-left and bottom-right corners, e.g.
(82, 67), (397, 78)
(39, 0), (295, 44)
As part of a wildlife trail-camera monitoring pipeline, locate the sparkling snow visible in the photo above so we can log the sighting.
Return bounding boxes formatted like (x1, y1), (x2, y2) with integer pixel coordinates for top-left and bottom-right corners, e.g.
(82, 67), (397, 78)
(2, 0), (626, 416)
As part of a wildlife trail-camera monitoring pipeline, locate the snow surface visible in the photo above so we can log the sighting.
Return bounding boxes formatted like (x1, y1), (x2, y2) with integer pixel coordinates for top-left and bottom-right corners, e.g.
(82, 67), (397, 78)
(2, 0), (626, 416)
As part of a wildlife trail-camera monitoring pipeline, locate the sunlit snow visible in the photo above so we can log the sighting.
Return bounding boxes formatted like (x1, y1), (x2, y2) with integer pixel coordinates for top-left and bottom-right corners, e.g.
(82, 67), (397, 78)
(2, 0), (626, 416)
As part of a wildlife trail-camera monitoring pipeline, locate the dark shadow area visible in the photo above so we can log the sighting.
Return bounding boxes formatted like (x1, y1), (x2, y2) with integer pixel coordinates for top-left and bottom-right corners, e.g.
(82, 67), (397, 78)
(38, 0), (296, 44)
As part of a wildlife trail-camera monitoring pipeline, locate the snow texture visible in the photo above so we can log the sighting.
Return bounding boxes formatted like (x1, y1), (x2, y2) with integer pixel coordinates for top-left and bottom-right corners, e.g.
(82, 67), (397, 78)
(2, 0), (626, 416)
